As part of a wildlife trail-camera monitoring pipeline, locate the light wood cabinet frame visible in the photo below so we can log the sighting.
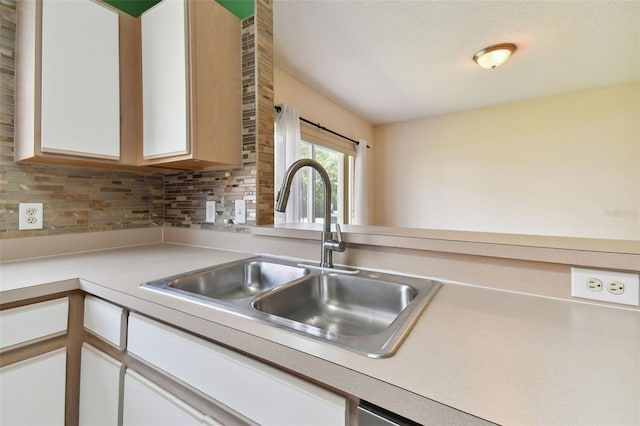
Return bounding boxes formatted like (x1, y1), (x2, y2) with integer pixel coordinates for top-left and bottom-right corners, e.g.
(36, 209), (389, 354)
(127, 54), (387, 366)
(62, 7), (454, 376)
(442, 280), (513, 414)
(14, 0), (145, 171)
(137, 0), (242, 170)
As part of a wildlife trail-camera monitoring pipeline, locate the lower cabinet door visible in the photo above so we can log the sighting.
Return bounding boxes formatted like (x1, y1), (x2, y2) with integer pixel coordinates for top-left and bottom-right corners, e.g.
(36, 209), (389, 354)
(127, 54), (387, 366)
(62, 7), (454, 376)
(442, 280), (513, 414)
(0, 348), (67, 426)
(79, 344), (124, 426)
(122, 370), (204, 426)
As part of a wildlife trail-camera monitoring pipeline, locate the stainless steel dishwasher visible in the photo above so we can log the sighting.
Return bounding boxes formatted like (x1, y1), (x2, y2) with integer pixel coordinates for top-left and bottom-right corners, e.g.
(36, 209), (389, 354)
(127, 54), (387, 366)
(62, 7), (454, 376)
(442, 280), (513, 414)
(358, 401), (420, 426)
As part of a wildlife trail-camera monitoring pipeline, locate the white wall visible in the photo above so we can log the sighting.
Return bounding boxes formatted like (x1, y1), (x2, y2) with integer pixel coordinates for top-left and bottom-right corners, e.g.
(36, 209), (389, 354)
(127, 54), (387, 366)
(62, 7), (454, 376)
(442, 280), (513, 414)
(373, 83), (639, 240)
(273, 67), (376, 218)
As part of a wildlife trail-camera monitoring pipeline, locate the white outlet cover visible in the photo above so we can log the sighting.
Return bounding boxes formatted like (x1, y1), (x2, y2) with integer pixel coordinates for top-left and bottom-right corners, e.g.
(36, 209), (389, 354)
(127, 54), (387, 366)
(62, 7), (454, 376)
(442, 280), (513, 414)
(205, 201), (216, 223)
(19, 202), (44, 230)
(571, 267), (639, 306)
(234, 199), (246, 224)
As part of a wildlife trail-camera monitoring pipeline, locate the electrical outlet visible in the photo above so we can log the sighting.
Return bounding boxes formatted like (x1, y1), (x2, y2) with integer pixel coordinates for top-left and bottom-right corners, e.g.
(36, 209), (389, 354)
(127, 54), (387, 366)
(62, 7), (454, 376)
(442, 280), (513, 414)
(608, 281), (625, 295)
(586, 278), (603, 292)
(19, 202), (43, 230)
(234, 199), (246, 224)
(571, 267), (639, 306)
(205, 201), (216, 223)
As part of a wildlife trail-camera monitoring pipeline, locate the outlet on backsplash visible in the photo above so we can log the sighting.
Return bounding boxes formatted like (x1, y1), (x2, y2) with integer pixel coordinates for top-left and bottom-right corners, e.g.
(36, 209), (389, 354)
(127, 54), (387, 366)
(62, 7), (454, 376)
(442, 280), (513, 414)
(205, 201), (216, 223)
(18, 203), (43, 230)
(571, 267), (639, 306)
(235, 200), (246, 224)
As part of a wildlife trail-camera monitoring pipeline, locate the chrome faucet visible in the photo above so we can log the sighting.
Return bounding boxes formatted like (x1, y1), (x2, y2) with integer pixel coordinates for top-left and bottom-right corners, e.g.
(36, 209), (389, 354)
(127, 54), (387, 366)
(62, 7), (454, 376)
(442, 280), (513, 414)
(275, 159), (346, 268)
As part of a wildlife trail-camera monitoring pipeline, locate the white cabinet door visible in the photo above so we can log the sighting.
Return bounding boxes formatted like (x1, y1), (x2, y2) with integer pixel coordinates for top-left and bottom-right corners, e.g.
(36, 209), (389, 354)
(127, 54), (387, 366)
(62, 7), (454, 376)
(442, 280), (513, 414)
(0, 348), (67, 426)
(79, 344), (124, 426)
(141, 0), (189, 159)
(40, 0), (120, 159)
(122, 370), (203, 426)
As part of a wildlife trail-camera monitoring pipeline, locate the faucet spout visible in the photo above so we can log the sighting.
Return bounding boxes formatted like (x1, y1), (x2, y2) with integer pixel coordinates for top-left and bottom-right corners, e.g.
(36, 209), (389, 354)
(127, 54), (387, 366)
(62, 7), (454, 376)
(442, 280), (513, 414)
(275, 159), (346, 268)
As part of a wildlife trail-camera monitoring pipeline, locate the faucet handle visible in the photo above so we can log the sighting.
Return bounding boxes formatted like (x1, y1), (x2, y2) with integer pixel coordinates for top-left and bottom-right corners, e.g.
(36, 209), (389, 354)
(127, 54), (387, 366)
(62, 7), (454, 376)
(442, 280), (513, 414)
(334, 223), (347, 252)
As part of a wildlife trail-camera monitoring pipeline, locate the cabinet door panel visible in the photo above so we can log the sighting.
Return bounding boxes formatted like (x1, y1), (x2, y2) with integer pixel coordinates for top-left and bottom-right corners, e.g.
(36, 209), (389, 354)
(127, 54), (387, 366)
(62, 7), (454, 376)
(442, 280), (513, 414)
(122, 370), (203, 426)
(41, 0), (120, 159)
(79, 344), (124, 426)
(0, 349), (67, 426)
(141, 0), (189, 159)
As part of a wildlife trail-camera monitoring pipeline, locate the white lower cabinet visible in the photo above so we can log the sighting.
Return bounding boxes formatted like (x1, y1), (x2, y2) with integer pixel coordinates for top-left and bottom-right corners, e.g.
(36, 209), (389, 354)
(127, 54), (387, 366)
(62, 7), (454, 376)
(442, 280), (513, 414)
(79, 344), (124, 426)
(0, 348), (67, 426)
(0, 297), (69, 350)
(128, 313), (347, 426)
(83, 296), (127, 350)
(122, 369), (206, 426)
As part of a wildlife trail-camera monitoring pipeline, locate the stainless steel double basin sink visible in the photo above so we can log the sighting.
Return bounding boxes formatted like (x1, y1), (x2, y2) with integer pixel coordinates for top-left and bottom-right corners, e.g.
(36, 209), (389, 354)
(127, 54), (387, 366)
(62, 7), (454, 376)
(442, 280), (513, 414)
(141, 257), (441, 358)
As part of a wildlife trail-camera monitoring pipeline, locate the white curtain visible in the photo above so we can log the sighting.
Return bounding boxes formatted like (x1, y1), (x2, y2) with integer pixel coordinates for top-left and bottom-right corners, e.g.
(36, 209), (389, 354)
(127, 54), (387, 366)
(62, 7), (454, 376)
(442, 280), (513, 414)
(274, 105), (302, 224)
(353, 139), (370, 225)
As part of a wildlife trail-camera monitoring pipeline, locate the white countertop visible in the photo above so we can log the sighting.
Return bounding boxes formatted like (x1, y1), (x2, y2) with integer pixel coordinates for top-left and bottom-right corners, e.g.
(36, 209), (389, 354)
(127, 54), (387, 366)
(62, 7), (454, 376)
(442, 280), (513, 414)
(1, 243), (639, 425)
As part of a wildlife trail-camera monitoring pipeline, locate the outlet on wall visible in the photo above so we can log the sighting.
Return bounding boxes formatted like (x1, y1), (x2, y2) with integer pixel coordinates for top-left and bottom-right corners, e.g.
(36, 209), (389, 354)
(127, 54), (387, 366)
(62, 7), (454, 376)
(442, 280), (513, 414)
(571, 267), (639, 306)
(234, 200), (246, 224)
(19, 203), (44, 230)
(205, 201), (216, 223)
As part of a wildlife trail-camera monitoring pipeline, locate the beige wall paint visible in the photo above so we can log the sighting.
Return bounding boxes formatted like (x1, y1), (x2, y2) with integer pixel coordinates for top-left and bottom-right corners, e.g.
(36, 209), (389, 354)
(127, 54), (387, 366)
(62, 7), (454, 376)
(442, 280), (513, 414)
(274, 67), (376, 218)
(274, 67), (374, 143)
(373, 83), (639, 240)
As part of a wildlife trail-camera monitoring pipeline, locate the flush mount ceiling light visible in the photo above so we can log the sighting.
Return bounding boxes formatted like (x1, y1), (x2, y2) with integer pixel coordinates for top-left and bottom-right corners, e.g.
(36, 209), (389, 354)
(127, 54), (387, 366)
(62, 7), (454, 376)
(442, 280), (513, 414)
(473, 43), (517, 69)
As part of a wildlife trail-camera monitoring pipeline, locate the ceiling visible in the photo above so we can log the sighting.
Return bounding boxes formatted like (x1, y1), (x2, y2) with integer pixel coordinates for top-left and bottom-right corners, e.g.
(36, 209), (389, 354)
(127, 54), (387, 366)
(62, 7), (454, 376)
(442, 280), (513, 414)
(273, 0), (640, 125)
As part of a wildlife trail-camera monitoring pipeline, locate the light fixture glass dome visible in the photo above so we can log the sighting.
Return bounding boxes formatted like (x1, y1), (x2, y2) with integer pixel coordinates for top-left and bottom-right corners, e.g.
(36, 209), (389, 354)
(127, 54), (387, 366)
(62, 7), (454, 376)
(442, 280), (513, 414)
(473, 43), (517, 69)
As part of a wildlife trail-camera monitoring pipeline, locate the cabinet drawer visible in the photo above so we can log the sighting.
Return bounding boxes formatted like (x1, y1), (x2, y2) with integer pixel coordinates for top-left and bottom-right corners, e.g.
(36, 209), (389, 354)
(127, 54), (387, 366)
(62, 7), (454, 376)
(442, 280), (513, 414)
(128, 314), (346, 426)
(0, 297), (68, 350)
(84, 295), (127, 349)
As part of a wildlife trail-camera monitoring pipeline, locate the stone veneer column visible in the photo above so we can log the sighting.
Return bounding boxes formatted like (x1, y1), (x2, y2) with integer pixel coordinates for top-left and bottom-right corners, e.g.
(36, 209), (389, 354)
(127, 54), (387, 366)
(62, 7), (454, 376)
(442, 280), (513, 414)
(255, 0), (274, 226)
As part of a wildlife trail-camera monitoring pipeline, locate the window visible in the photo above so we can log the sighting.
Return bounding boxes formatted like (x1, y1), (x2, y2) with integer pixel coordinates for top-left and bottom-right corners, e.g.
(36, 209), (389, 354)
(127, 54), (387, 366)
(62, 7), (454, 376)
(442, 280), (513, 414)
(299, 141), (353, 224)
(274, 112), (356, 225)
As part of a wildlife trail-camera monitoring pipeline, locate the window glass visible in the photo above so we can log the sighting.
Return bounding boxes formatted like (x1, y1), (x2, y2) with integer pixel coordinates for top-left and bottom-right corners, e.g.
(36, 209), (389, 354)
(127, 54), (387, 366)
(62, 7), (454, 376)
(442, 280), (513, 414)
(299, 141), (348, 224)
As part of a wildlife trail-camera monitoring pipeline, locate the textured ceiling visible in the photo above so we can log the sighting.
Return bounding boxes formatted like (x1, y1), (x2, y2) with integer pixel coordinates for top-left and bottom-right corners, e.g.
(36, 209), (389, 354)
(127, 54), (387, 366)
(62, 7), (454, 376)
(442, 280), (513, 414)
(274, 0), (640, 125)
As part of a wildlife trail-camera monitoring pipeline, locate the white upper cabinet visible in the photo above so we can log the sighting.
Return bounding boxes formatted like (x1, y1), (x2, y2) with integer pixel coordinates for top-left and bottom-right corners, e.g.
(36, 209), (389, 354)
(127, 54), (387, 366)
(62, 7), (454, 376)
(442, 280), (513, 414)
(139, 0), (241, 170)
(40, 0), (120, 158)
(15, 0), (144, 168)
(141, 0), (189, 159)
(16, 0), (240, 171)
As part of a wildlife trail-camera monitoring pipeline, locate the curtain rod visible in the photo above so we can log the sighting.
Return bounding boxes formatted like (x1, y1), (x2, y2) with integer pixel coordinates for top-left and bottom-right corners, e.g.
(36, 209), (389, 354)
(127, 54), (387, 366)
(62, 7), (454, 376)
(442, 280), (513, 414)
(275, 106), (370, 148)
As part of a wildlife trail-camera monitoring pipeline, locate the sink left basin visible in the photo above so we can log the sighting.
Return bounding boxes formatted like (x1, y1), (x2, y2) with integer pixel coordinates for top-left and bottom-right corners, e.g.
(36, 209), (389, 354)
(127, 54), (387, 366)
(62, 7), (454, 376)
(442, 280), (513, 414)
(142, 257), (310, 300)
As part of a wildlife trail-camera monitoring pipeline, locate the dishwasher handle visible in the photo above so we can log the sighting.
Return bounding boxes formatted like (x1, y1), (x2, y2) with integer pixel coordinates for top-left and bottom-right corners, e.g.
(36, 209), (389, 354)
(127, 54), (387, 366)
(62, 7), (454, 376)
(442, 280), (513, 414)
(357, 401), (420, 426)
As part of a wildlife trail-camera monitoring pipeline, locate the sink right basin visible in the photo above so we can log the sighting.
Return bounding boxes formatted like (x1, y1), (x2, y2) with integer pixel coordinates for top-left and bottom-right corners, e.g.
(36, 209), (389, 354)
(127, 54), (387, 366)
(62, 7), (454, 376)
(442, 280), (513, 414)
(252, 271), (441, 357)
(252, 274), (417, 336)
